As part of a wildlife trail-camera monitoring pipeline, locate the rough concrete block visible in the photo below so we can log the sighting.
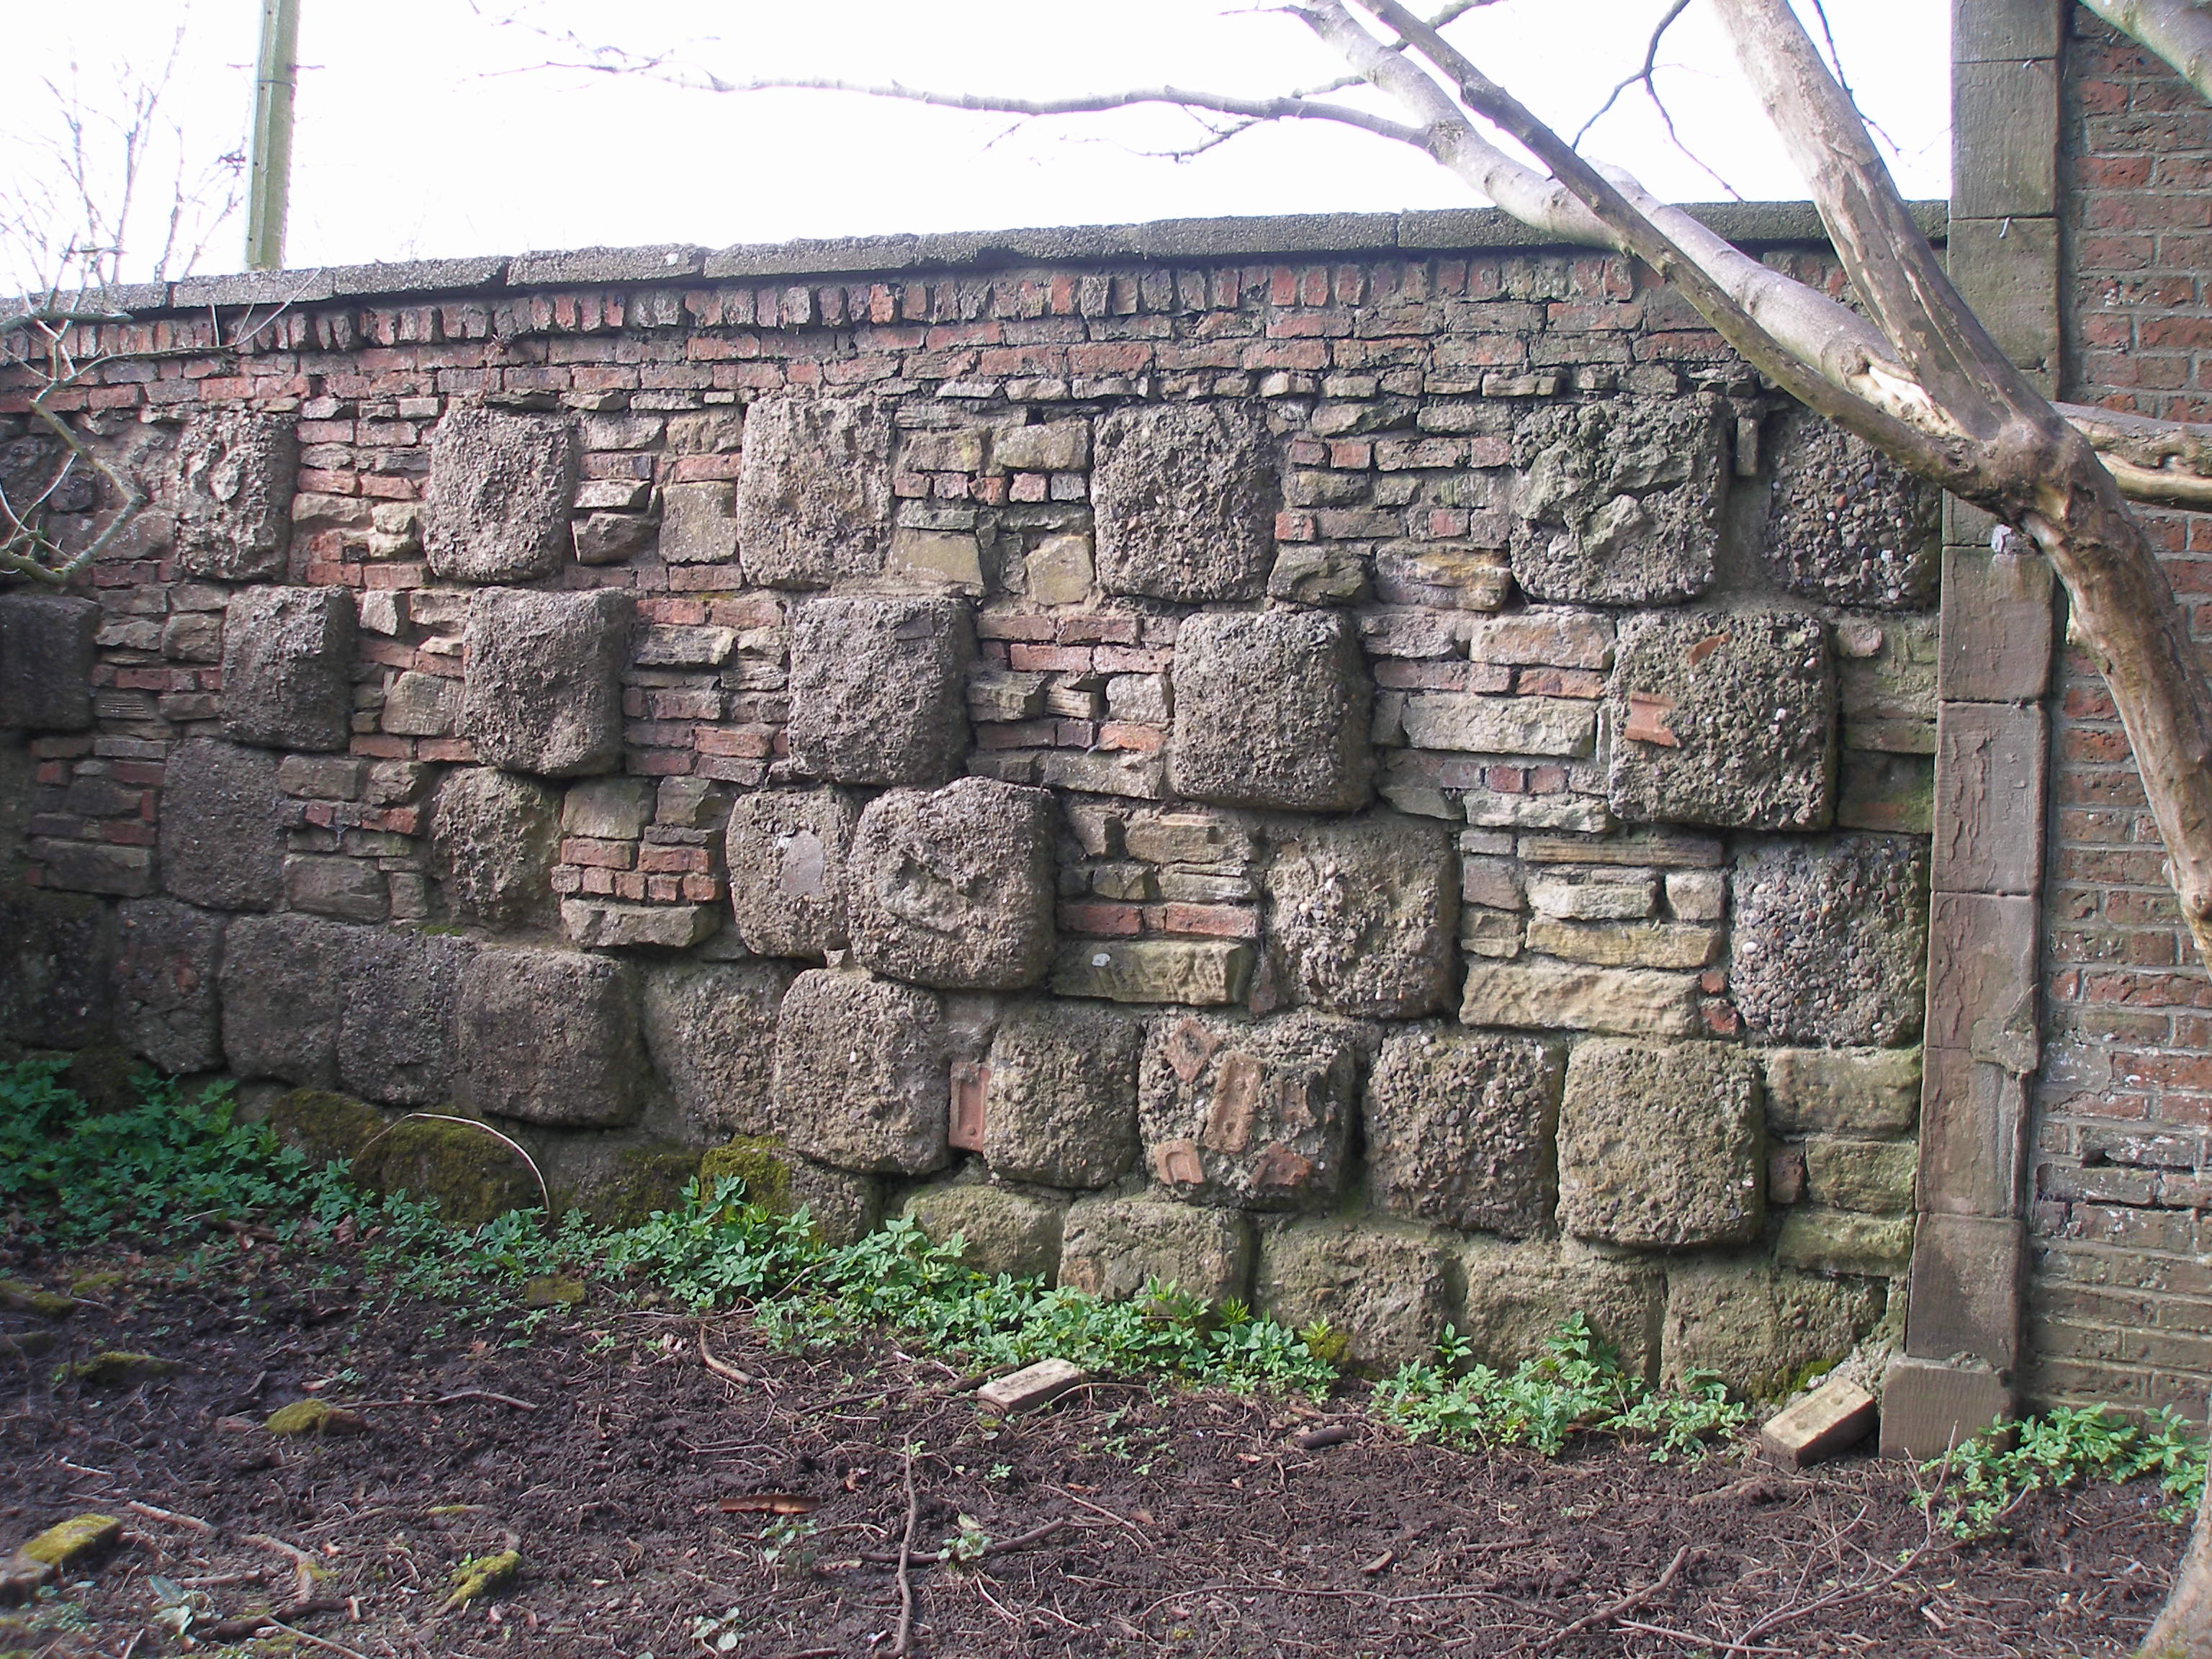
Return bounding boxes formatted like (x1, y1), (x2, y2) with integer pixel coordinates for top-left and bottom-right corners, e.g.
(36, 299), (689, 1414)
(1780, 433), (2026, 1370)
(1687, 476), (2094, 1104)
(1458, 959), (1700, 1037)
(1759, 1376), (1878, 1468)
(1050, 938), (1252, 1005)
(1557, 1039), (1763, 1248)
(1264, 813), (1458, 1018)
(1093, 402), (1275, 601)
(113, 898), (226, 1074)
(975, 1357), (1088, 1413)
(460, 588), (630, 777)
(220, 912), (347, 1087)
(1732, 835), (1928, 1048)
(1169, 610), (1372, 811)
(1763, 1048), (1923, 1136)
(1058, 1192), (1255, 1304)
(423, 406), (577, 582)
(338, 928), (472, 1108)
(0, 595), (98, 731)
(221, 586), (357, 752)
(430, 767), (560, 929)
(735, 394), (894, 587)
(983, 998), (1143, 1187)
(174, 409), (297, 580)
(1661, 1257), (1886, 1398)
(160, 737), (285, 912)
(0, 889), (115, 1048)
(1878, 1357), (2013, 1460)
(1458, 1238), (1665, 1380)
(1510, 396), (1725, 604)
(642, 960), (792, 1139)
(848, 777), (1056, 989)
(1138, 1010), (1368, 1210)
(786, 595), (971, 786)
(1607, 609), (1835, 830)
(1255, 1218), (1459, 1367)
(1763, 408), (1941, 609)
(772, 968), (948, 1174)
(725, 787), (859, 959)
(457, 947), (644, 1127)
(904, 1183), (1067, 1280)
(1365, 1023), (1562, 1237)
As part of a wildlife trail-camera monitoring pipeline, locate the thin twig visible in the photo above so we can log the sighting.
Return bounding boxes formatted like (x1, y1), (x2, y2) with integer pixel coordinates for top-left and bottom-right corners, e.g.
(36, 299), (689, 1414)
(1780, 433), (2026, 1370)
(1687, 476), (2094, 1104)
(698, 1326), (755, 1386)
(259, 1618), (374, 1659)
(1541, 1543), (1696, 1649)
(892, 1445), (920, 1658)
(349, 1114), (552, 1218)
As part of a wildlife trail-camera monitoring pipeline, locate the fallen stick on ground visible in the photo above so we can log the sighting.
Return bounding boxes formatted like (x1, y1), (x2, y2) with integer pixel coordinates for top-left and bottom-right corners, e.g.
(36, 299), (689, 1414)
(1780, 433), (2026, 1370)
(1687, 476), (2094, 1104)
(346, 1390), (541, 1412)
(1542, 1543), (1696, 1650)
(891, 1446), (920, 1658)
(125, 1501), (212, 1533)
(859, 1516), (1074, 1568)
(698, 1328), (753, 1385)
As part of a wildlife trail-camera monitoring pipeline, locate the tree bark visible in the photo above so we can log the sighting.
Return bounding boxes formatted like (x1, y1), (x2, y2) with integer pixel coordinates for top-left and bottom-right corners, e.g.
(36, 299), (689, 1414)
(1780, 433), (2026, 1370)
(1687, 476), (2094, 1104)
(2082, 0), (2212, 105)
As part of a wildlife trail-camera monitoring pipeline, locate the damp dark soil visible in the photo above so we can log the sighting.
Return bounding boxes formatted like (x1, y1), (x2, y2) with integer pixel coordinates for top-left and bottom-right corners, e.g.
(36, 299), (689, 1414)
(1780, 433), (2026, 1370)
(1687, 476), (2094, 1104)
(0, 1245), (2184, 1658)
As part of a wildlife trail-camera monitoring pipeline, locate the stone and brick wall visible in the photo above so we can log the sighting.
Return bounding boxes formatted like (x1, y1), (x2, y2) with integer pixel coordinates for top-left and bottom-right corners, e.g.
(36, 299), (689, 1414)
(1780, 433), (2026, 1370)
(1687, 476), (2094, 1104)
(0, 207), (1943, 1388)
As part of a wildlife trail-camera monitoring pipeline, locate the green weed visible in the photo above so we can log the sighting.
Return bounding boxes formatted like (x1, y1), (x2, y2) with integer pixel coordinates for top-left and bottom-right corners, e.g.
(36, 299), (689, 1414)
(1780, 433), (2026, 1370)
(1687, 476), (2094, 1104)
(1925, 1403), (2208, 1537)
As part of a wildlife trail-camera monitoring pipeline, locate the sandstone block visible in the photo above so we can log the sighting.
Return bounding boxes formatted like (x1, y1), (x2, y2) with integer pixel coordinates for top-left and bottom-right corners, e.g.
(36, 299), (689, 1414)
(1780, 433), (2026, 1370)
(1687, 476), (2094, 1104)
(1459, 959), (1699, 1036)
(160, 738), (285, 912)
(1607, 610), (1835, 830)
(0, 595), (98, 731)
(1763, 1047), (1922, 1135)
(562, 776), (654, 840)
(849, 777), (1056, 989)
(983, 999), (1142, 1187)
(1759, 1375), (1878, 1468)
(1511, 396), (1725, 605)
(1058, 1192), (1254, 1305)
(1025, 534), (1095, 606)
(1732, 835), (1928, 1047)
(1169, 610), (1371, 811)
(460, 588), (630, 777)
(1255, 1219), (1458, 1366)
(786, 595), (971, 786)
(1660, 1257), (1885, 1397)
(887, 527), (984, 593)
(1557, 1039), (1763, 1248)
(772, 968), (948, 1174)
(220, 587), (357, 752)
(736, 394), (893, 587)
(285, 856), (388, 924)
(994, 417), (1091, 473)
(220, 912), (347, 1087)
(1775, 1207), (1915, 1277)
(1398, 694), (1596, 757)
(1459, 1238), (1666, 1380)
(560, 899), (719, 950)
(657, 481), (738, 565)
(423, 406), (576, 582)
(642, 961), (792, 1139)
(1527, 873), (1655, 921)
(457, 947), (644, 1127)
(1093, 402), (1274, 601)
(1523, 917), (1722, 970)
(175, 409), (296, 580)
(1802, 1137), (1917, 1213)
(113, 899), (226, 1074)
(338, 928), (471, 1107)
(903, 1184), (1067, 1280)
(1365, 1024), (1561, 1237)
(1763, 408), (1941, 609)
(430, 767), (560, 929)
(725, 787), (859, 958)
(382, 670), (458, 737)
(975, 1357), (1087, 1413)
(1050, 938), (1251, 1004)
(1877, 1357), (2013, 1460)
(1264, 813), (1458, 1018)
(1138, 1010), (1367, 1210)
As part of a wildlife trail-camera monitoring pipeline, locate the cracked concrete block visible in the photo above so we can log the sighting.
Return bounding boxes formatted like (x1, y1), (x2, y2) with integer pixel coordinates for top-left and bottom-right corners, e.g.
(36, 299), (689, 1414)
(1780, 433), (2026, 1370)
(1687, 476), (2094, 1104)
(221, 586), (357, 752)
(423, 406), (577, 583)
(642, 960), (793, 1139)
(1460, 1238), (1667, 1380)
(724, 787), (859, 959)
(0, 594), (99, 731)
(904, 1183), (1068, 1280)
(1732, 836), (1928, 1048)
(1058, 1192), (1254, 1305)
(1764, 407), (1941, 610)
(1606, 609), (1835, 830)
(772, 968), (948, 1174)
(982, 998), (1143, 1188)
(220, 912), (348, 1087)
(457, 946), (644, 1127)
(849, 777), (1056, 990)
(338, 928), (472, 1108)
(1169, 610), (1371, 811)
(786, 595), (971, 786)
(460, 588), (630, 777)
(1365, 1024), (1562, 1238)
(1255, 1218), (1460, 1367)
(1557, 1038), (1763, 1248)
(1511, 396), (1725, 605)
(1264, 812), (1459, 1017)
(114, 898), (227, 1074)
(1093, 403), (1275, 601)
(430, 767), (560, 929)
(160, 737), (285, 912)
(735, 394), (894, 587)
(1660, 1256), (1886, 1398)
(175, 409), (297, 580)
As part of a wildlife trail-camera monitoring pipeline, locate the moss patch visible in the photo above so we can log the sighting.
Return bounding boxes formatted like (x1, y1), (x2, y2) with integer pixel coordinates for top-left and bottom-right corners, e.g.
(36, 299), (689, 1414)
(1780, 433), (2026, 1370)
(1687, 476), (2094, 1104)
(442, 1550), (520, 1610)
(0, 1281), (73, 1319)
(264, 1089), (390, 1169)
(64, 1352), (177, 1387)
(19, 1514), (119, 1568)
(60, 1045), (140, 1114)
(351, 1118), (540, 1226)
(265, 1398), (365, 1437)
(576, 1143), (703, 1228)
(699, 1135), (795, 1212)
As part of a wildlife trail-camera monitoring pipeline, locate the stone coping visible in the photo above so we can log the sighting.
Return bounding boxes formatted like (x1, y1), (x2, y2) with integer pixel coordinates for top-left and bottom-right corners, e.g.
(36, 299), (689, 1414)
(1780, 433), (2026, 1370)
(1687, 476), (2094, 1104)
(9, 201), (1946, 319)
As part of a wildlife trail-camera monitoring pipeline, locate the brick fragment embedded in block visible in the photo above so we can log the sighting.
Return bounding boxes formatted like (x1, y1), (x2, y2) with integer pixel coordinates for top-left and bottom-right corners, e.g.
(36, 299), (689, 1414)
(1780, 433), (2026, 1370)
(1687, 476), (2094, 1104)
(338, 928), (472, 1108)
(174, 409), (297, 580)
(219, 912), (349, 1087)
(1509, 395), (1725, 605)
(1092, 402), (1275, 601)
(735, 393), (894, 588)
(1057, 1192), (1254, 1305)
(423, 405), (577, 583)
(1365, 1023), (1561, 1237)
(459, 588), (631, 777)
(1732, 835), (1928, 1048)
(1263, 811), (1459, 1017)
(642, 960), (792, 1139)
(457, 946), (644, 1127)
(772, 968), (948, 1175)
(0, 594), (99, 732)
(1606, 608), (1835, 830)
(1137, 1010), (1369, 1210)
(1169, 609), (1372, 811)
(983, 997), (1143, 1187)
(113, 898), (226, 1074)
(785, 594), (971, 786)
(903, 1184), (1067, 1280)
(848, 776), (1056, 990)
(160, 737), (287, 912)
(1763, 407), (1940, 610)
(1557, 1038), (1763, 1248)
(221, 586), (357, 752)
(429, 766), (560, 930)
(1459, 1238), (1666, 1380)
(1660, 1256), (1886, 1396)
(724, 787), (859, 958)
(1254, 1218), (1459, 1366)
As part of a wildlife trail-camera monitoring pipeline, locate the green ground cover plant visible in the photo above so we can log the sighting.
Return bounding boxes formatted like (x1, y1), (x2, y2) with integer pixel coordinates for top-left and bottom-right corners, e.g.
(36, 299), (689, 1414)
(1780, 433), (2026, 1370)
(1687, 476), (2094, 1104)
(1926, 1402), (2210, 1538)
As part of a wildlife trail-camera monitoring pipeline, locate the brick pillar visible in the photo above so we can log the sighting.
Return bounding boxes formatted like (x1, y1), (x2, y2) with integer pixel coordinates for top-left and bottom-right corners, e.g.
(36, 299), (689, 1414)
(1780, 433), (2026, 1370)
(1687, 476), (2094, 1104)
(1879, 0), (2065, 1459)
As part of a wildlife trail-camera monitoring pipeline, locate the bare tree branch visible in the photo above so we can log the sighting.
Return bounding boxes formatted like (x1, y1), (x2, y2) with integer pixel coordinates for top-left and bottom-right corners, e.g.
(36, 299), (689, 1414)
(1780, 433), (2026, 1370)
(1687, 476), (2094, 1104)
(1572, 0), (1692, 146)
(2082, 0), (2212, 105)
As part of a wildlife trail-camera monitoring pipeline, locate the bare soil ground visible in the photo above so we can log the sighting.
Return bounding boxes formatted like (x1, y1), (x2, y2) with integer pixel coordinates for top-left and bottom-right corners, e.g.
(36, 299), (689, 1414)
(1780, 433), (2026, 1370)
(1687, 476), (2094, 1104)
(0, 1244), (2183, 1658)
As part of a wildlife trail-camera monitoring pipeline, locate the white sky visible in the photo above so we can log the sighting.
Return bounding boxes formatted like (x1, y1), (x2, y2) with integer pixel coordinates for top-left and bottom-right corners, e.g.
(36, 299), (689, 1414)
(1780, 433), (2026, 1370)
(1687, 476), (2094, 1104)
(0, 0), (1951, 286)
